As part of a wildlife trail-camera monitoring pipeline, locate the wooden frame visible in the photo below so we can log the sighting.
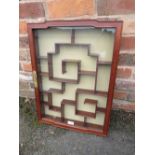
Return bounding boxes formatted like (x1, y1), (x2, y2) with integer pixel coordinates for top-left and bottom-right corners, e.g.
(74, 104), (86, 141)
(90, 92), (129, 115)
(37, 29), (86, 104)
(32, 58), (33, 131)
(27, 20), (123, 136)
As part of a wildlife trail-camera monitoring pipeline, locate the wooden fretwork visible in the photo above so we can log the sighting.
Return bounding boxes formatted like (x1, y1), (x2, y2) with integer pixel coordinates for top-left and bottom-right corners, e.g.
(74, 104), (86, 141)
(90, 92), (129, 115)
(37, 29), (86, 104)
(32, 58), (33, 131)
(28, 20), (123, 136)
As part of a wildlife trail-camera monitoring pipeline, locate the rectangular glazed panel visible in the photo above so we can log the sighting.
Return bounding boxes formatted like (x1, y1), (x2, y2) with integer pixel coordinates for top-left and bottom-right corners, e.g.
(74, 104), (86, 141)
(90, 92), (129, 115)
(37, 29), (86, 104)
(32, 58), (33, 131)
(36, 27), (115, 129)
(75, 28), (115, 61)
(28, 21), (123, 136)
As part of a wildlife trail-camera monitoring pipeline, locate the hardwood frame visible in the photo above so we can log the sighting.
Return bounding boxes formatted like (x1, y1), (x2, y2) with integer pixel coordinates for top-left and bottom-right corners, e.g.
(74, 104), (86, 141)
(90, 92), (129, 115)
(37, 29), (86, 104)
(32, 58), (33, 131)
(27, 20), (123, 136)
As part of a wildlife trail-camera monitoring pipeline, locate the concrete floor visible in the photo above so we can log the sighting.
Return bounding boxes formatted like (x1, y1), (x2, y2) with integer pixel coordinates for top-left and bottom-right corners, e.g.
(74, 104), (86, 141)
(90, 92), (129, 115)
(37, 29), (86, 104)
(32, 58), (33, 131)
(19, 99), (135, 155)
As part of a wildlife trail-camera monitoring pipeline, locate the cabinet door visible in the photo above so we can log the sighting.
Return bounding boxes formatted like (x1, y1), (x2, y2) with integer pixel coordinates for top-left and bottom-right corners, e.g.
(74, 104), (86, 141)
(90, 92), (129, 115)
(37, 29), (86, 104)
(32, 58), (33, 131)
(28, 20), (122, 136)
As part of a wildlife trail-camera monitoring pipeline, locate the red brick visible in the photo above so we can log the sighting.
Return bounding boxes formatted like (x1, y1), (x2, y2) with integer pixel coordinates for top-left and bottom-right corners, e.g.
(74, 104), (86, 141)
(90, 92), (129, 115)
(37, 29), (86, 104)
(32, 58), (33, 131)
(19, 21), (27, 34)
(115, 79), (135, 91)
(114, 91), (127, 100)
(118, 54), (135, 66)
(108, 0), (134, 15)
(19, 72), (33, 81)
(114, 90), (135, 102)
(123, 18), (135, 35)
(19, 90), (35, 98)
(116, 67), (132, 78)
(19, 2), (45, 19)
(19, 49), (31, 61)
(112, 103), (135, 111)
(121, 36), (135, 50)
(47, 0), (94, 19)
(19, 36), (29, 48)
(132, 67), (135, 79)
(19, 63), (22, 71)
(97, 0), (134, 15)
(30, 82), (34, 89)
(19, 80), (30, 90)
(21, 62), (32, 72)
(96, 0), (107, 16)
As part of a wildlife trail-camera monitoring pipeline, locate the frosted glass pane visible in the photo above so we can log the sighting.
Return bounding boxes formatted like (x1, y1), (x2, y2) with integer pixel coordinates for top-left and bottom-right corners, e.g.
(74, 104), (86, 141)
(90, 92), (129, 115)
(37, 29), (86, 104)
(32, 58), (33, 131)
(64, 105), (84, 122)
(36, 26), (115, 127)
(96, 66), (111, 91)
(87, 113), (105, 125)
(44, 105), (61, 117)
(37, 28), (71, 55)
(75, 29), (115, 61)
(41, 77), (61, 90)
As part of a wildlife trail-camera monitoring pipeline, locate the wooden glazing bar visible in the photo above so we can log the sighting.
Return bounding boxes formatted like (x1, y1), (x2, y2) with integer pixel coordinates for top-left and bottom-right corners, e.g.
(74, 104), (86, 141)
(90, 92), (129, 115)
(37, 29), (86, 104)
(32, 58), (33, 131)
(37, 56), (48, 60)
(97, 107), (106, 113)
(76, 110), (96, 118)
(48, 53), (53, 79)
(98, 61), (112, 65)
(84, 98), (98, 105)
(79, 70), (96, 76)
(71, 29), (75, 44)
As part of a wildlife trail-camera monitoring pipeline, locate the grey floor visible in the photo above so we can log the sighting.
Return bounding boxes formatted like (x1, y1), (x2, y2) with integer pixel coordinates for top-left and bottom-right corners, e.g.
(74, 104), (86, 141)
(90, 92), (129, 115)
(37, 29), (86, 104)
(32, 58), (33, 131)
(19, 99), (135, 155)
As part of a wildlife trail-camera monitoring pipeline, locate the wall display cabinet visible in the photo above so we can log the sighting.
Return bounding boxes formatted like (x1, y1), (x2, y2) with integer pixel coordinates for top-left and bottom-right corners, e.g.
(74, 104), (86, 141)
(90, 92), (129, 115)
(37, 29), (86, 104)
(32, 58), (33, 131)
(28, 20), (123, 136)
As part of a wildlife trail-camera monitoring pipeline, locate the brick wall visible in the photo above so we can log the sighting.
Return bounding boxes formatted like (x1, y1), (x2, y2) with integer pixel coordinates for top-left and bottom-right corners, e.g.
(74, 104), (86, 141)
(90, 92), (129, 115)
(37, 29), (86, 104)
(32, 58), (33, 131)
(19, 0), (135, 111)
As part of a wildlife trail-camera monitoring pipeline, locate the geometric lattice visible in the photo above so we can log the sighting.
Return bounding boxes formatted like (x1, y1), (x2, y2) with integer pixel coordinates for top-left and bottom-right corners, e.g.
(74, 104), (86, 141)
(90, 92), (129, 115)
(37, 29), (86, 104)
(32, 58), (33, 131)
(37, 29), (112, 129)
(28, 20), (123, 136)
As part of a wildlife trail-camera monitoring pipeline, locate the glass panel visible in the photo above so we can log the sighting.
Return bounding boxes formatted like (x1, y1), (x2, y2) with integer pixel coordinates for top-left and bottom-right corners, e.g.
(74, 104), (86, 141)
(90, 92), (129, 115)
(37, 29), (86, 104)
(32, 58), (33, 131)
(75, 28), (115, 61)
(96, 66), (111, 92)
(36, 26), (115, 129)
